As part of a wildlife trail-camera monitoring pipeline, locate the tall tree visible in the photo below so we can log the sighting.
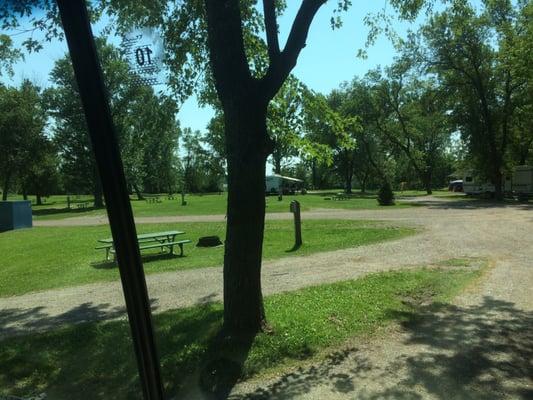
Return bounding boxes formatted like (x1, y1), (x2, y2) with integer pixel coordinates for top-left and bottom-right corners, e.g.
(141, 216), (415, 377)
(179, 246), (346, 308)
(45, 38), (180, 203)
(369, 63), (451, 194)
(0, 80), (46, 200)
(420, 0), (526, 198)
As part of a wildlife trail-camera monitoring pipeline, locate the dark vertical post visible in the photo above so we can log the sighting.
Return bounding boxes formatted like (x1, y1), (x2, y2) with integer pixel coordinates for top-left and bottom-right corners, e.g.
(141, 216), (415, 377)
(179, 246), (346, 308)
(290, 200), (302, 248)
(55, 1), (164, 399)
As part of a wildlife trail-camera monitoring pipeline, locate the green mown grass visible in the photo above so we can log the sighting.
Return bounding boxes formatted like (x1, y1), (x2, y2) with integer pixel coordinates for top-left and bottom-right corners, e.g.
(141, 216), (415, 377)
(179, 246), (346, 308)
(0, 265), (483, 399)
(0, 219), (415, 297)
(5, 191), (416, 220)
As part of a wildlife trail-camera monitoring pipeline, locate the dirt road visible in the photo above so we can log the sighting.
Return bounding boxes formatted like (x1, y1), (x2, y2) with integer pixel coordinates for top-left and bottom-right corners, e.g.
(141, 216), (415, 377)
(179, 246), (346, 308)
(226, 200), (533, 399)
(2, 197), (532, 398)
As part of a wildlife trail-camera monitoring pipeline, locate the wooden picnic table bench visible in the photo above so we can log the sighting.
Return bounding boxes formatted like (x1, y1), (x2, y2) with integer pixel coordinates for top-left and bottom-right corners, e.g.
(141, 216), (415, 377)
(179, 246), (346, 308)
(332, 193), (349, 201)
(96, 230), (191, 261)
(144, 195), (162, 204)
(76, 201), (90, 209)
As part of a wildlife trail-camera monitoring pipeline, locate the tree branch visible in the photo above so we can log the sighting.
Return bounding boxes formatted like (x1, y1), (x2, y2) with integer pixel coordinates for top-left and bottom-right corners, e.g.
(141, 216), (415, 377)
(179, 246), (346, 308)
(261, 0), (326, 100)
(263, 0), (280, 62)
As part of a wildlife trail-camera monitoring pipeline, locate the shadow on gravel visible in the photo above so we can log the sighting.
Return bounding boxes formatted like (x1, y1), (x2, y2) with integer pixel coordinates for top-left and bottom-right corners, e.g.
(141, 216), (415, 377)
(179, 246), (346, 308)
(90, 252), (184, 269)
(407, 199), (533, 211)
(232, 296), (533, 400)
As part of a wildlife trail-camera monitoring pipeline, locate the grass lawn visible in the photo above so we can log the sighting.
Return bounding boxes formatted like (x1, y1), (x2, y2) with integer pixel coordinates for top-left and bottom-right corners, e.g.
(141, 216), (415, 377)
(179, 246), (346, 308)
(0, 219), (415, 297)
(6, 191), (416, 220)
(0, 264), (484, 399)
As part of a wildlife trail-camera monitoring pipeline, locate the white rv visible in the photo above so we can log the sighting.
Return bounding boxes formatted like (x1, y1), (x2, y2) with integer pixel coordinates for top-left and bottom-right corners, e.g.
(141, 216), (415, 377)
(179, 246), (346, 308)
(507, 165), (533, 197)
(463, 173), (495, 195)
(265, 174), (304, 195)
(464, 166), (533, 197)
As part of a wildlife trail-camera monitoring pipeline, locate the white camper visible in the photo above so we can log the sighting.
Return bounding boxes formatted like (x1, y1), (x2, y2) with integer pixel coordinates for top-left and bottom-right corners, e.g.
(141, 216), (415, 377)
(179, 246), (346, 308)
(464, 166), (533, 197)
(463, 173), (495, 195)
(265, 174), (304, 195)
(510, 165), (533, 195)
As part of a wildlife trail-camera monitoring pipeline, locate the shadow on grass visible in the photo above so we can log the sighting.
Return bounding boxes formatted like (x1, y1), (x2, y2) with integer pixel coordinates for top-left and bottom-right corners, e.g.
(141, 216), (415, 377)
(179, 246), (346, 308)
(90, 252), (185, 269)
(232, 296), (533, 399)
(0, 302), (254, 400)
(2, 289), (531, 400)
(285, 243), (302, 253)
(0, 297), (161, 340)
(32, 206), (104, 217)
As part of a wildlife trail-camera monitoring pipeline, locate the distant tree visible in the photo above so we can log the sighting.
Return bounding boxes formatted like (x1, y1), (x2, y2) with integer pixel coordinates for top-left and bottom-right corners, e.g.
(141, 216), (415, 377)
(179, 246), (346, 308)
(267, 76), (305, 174)
(420, 0), (527, 198)
(20, 137), (59, 204)
(0, 80), (46, 200)
(368, 62), (451, 194)
(45, 38), (180, 203)
(133, 92), (180, 195)
(377, 181), (395, 206)
(180, 128), (224, 193)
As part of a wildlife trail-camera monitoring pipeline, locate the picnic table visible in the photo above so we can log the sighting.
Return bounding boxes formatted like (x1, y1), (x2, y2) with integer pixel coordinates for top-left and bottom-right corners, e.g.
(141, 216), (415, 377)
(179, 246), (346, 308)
(145, 195), (161, 204)
(96, 230), (191, 261)
(332, 193), (349, 201)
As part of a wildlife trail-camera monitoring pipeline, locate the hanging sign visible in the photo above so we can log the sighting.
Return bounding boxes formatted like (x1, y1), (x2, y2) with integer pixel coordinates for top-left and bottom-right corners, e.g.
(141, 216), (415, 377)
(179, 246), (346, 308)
(121, 28), (164, 86)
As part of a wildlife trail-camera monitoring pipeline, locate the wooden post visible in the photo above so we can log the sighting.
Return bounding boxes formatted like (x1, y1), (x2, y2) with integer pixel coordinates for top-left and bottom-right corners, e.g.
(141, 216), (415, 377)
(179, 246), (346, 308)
(290, 200), (302, 248)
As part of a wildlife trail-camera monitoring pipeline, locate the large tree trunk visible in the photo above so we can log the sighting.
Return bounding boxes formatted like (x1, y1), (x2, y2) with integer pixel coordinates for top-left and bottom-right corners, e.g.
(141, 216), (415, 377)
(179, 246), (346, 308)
(493, 169), (503, 201)
(311, 160), (318, 190)
(2, 171), (11, 201)
(273, 154), (282, 175)
(133, 183), (144, 200)
(36, 194), (42, 205)
(94, 177), (104, 208)
(223, 100), (271, 334)
(204, 0), (323, 336)
(424, 170), (433, 195)
(345, 171), (353, 194)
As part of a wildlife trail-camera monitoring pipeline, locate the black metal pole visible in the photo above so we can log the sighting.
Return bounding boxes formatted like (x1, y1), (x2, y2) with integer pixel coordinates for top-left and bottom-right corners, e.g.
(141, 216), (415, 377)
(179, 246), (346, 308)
(55, 1), (164, 399)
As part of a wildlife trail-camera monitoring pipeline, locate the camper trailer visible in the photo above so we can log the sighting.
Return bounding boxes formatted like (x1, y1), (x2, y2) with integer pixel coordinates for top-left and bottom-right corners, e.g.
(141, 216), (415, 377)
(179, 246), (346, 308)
(464, 166), (533, 198)
(265, 174), (304, 195)
(462, 173), (495, 195)
(506, 165), (533, 198)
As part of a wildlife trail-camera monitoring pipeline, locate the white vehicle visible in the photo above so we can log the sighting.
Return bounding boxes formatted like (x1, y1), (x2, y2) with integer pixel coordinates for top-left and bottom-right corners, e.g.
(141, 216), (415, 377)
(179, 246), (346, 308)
(463, 173), (495, 195)
(265, 174), (304, 195)
(464, 165), (533, 197)
(510, 165), (533, 195)
(505, 165), (533, 198)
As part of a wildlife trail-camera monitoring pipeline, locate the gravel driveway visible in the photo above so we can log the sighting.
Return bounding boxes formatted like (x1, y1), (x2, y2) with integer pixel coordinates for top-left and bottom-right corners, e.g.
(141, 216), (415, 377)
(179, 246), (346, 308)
(2, 198), (533, 398)
(226, 199), (533, 400)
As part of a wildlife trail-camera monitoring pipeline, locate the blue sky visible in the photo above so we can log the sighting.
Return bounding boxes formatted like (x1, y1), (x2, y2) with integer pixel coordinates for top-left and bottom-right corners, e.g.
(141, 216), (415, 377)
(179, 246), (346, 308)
(3, 1), (423, 133)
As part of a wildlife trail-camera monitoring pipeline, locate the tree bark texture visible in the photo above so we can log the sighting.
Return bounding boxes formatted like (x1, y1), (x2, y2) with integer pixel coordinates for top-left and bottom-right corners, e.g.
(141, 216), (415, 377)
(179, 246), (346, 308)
(223, 100), (270, 333)
(2, 171), (11, 201)
(205, 0), (325, 334)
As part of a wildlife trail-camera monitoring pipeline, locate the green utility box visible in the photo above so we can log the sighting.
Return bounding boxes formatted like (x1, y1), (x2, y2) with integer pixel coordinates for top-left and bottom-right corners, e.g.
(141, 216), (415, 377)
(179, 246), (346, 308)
(0, 201), (33, 232)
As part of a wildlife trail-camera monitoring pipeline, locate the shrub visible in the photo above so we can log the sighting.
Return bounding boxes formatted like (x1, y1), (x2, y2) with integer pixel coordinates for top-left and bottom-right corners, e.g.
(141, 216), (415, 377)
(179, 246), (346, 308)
(378, 181), (395, 206)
